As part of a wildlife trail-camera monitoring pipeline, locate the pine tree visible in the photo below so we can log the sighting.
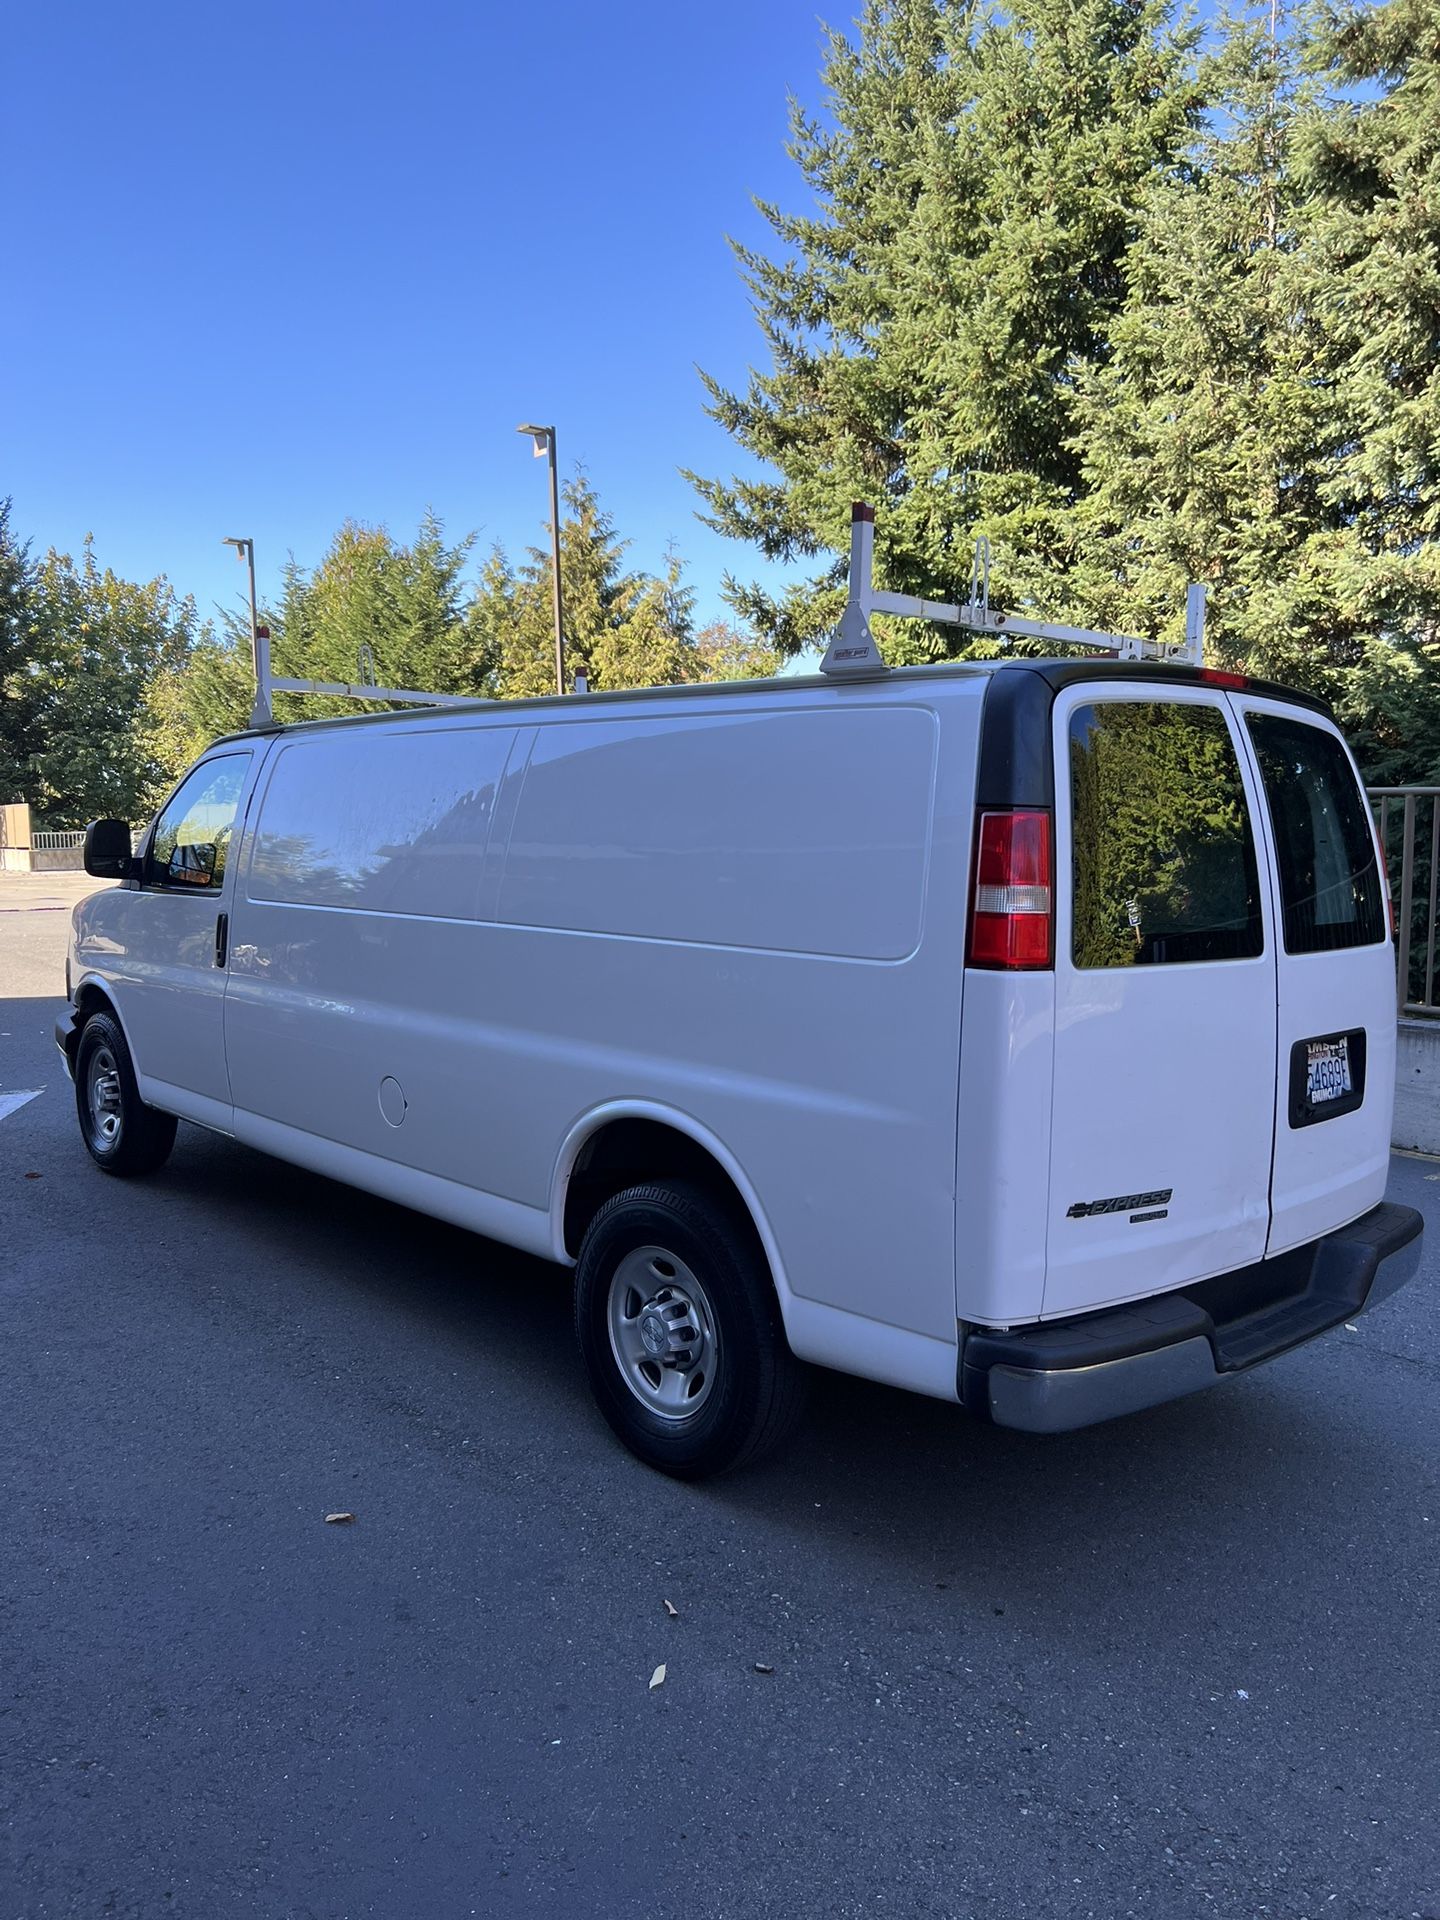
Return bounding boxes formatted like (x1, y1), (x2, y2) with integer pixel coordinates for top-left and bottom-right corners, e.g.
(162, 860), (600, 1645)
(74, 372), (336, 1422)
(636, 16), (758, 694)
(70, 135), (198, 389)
(690, 0), (1201, 656)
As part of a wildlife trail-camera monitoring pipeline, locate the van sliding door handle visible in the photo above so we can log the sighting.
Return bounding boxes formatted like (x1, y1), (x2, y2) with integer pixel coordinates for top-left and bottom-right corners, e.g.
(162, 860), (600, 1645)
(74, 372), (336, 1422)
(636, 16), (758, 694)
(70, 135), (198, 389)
(215, 912), (229, 969)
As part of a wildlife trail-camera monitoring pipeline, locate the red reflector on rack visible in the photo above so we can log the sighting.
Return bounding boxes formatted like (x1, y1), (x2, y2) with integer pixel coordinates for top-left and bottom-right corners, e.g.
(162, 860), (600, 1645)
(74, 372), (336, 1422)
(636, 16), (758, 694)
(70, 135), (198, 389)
(970, 811), (1053, 969)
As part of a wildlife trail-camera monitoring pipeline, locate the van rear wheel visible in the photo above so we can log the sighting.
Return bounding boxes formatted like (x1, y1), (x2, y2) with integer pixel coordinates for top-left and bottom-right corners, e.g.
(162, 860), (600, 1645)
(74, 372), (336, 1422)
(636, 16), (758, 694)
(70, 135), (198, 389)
(573, 1181), (806, 1478)
(74, 1011), (177, 1176)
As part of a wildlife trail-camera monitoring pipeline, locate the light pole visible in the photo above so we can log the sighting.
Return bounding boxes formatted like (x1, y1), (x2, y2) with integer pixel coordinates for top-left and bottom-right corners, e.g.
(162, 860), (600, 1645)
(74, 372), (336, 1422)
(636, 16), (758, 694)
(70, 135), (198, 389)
(223, 537), (268, 725)
(517, 424), (565, 694)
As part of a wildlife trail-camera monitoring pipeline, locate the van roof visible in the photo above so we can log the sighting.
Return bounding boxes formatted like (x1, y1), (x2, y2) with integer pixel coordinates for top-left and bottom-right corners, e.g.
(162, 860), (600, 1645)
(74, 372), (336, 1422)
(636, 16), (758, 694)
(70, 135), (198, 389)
(213, 654), (1330, 746)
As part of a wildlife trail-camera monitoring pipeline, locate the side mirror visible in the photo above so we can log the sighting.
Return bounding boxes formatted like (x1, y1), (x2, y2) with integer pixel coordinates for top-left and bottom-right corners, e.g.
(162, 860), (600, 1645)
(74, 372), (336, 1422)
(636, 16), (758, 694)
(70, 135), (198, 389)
(83, 819), (137, 880)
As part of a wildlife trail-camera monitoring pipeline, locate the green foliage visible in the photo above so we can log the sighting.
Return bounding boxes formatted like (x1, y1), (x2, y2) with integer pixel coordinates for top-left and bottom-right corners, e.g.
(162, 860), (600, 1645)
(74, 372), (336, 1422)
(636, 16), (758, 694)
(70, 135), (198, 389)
(137, 629), (253, 804)
(488, 474), (698, 695)
(139, 512), (495, 796)
(690, 0), (1202, 657)
(135, 480), (725, 799)
(692, 620), (781, 680)
(1064, 0), (1440, 702)
(23, 539), (198, 826)
(1062, 2), (1333, 669)
(0, 498), (42, 806)
(697, 0), (1440, 779)
(1290, 0), (1440, 661)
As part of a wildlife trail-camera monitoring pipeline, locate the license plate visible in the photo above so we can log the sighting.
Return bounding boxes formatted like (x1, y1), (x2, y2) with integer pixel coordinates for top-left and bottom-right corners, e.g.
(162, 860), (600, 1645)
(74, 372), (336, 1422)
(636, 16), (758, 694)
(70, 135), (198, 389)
(1306, 1037), (1352, 1106)
(1289, 1029), (1365, 1128)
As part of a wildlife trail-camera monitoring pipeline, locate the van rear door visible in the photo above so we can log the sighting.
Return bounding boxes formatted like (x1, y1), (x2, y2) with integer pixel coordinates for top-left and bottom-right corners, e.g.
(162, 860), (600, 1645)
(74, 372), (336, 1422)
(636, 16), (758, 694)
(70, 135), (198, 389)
(1234, 697), (1394, 1254)
(1045, 685), (1278, 1318)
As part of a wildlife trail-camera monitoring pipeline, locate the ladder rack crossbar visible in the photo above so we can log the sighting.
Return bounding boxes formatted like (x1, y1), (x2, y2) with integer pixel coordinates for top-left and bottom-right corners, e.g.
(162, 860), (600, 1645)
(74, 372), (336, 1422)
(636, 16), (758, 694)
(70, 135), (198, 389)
(822, 504), (1206, 677)
(249, 623), (482, 726)
(270, 675), (478, 709)
(870, 589), (1157, 655)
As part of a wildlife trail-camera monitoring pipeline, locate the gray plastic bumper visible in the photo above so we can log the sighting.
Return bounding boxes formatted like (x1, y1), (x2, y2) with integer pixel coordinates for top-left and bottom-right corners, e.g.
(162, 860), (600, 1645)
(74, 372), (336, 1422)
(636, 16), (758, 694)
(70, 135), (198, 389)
(961, 1202), (1424, 1434)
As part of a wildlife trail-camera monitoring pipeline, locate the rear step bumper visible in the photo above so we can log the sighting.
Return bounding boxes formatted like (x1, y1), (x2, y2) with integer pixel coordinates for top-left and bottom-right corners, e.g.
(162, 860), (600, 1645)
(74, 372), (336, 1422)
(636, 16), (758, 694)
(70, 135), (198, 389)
(960, 1202), (1424, 1434)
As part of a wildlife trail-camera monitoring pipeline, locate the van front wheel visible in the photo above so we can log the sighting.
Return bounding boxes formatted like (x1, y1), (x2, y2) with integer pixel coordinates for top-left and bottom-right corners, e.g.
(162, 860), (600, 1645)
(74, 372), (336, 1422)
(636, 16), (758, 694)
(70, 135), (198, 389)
(74, 1011), (177, 1176)
(573, 1181), (806, 1478)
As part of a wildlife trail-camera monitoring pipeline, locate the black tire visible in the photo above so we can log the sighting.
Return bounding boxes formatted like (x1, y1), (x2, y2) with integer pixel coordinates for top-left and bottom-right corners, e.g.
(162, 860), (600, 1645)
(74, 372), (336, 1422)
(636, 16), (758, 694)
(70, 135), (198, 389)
(574, 1180), (807, 1478)
(74, 1010), (178, 1177)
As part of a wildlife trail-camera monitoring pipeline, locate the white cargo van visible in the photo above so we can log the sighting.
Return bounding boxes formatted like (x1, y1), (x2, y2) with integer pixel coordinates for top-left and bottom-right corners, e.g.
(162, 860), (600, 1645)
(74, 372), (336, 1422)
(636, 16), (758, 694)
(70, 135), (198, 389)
(61, 655), (1421, 1475)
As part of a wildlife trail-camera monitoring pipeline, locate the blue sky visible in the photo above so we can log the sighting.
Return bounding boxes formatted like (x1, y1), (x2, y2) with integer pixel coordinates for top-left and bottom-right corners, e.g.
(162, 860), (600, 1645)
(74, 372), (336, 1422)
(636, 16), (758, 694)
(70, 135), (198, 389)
(4, 1), (832, 635)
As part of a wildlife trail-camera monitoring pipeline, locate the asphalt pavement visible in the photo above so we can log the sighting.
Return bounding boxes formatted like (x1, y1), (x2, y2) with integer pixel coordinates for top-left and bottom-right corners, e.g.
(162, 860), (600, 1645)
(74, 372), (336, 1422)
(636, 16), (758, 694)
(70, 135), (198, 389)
(2, 876), (1438, 1920)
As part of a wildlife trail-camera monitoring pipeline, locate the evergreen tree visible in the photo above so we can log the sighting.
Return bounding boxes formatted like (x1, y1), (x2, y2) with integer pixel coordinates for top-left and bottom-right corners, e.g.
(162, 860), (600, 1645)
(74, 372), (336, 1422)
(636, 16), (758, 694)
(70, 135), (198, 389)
(277, 512), (487, 709)
(497, 474), (696, 695)
(139, 485), (701, 793)
(1069, 0), (1440, 765)
(0, 498), (41, 805)
(138, 627), (252, 803)
(590, 548), (696, 691)
(1065, 1), (1331, 673)
(141, 512), (493, 787)
(691, 0), (1201, 656)
(1294, 0), (1440, 767)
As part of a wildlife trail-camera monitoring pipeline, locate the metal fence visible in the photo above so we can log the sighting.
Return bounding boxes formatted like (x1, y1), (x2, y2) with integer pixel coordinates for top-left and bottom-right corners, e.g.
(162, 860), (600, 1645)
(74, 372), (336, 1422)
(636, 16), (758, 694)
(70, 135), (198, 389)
(1370, 786), (1440, 1016)
(31, 829), (86, 852)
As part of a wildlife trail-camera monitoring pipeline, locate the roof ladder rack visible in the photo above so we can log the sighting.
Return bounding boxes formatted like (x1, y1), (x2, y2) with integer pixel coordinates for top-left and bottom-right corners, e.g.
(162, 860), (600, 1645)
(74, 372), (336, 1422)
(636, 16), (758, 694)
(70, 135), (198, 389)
(820, 503), (1206, 678)
(249, 627), (488, 728)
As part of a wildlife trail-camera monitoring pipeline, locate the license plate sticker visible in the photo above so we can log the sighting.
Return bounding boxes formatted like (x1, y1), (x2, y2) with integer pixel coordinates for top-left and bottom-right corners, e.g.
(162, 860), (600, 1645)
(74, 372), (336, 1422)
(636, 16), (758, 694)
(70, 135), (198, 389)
(1306, 1036), (1352, 1105)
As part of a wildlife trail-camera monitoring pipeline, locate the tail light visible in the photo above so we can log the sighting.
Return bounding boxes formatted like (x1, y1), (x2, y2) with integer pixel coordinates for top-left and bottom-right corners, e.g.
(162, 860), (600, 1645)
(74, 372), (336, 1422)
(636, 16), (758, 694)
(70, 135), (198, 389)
(969, 810), (1053, 968)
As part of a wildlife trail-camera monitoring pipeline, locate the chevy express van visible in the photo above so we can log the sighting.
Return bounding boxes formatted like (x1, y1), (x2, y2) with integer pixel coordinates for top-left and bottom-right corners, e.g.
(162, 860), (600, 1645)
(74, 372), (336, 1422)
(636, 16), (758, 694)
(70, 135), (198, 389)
(61, 658), (1422, 1475)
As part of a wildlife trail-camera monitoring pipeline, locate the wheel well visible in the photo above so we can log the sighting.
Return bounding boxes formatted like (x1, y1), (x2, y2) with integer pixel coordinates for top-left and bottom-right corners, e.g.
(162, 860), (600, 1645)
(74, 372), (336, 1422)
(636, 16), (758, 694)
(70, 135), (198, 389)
(72, 982), (123, 1048)
(562, 1118), (766, 1264)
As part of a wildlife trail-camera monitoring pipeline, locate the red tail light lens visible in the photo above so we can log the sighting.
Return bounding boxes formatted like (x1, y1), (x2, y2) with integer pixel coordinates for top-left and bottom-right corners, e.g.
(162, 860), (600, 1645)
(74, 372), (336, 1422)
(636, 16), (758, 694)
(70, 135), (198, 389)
(970, 810), (1053, 968)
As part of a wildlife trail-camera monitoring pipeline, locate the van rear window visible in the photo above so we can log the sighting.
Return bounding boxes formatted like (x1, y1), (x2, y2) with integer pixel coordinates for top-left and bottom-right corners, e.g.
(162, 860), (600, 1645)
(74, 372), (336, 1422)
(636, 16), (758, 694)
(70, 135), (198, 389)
(1244, 714), (1386, 954)
(1069, 701), (1264, 969)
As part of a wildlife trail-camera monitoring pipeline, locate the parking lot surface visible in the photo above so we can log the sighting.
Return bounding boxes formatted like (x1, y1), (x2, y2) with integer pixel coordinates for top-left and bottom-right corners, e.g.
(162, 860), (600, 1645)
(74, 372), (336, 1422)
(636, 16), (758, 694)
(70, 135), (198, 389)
(3, 876), (1438, 1918)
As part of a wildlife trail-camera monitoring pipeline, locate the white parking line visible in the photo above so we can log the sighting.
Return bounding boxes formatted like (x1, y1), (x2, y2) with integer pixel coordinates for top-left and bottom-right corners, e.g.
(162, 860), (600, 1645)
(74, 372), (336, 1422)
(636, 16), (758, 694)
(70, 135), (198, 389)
(0, 1090), (43, 1121)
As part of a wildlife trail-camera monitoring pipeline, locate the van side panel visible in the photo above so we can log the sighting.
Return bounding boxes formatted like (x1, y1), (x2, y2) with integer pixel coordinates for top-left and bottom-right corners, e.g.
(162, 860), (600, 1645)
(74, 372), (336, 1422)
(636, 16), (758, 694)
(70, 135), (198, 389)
(223, 687), (981, 1362)
(486, 699), (971, 1344)
(224, 722), (518, 1191)
(497, 709), (930, 958)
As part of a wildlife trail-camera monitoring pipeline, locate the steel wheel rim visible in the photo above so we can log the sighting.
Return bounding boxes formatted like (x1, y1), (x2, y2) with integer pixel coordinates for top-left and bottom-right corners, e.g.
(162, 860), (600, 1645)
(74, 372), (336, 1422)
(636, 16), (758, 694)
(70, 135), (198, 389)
(606, 1245), (719, 1422)
(86, 1044), (123, 1152)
